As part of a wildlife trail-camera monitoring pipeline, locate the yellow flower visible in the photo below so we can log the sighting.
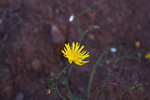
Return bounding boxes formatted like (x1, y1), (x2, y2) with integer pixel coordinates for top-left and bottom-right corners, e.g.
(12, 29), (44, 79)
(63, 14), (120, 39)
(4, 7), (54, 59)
(135, 41), (140, 48)
(61, 42), (89, 65)
(146, 52), (150, 61)
(47, 89), (51, 94)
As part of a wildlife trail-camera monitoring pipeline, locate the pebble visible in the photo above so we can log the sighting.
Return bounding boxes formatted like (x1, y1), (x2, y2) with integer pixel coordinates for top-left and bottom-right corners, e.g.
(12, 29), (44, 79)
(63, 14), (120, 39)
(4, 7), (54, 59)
(69, 14), (74, 22)
(55, 8), (60, 14)
(51, 25), (65, 44)
(88, 34), (95, 41)
(32, 59), (42, 72)
(110, 47), (117, 53)
(92, 25), (100, 29)
(50, 72), (54, 76)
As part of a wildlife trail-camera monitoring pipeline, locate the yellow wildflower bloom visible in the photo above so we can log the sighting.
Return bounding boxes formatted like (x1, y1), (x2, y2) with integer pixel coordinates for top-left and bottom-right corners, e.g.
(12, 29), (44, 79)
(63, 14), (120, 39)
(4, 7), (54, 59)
(146, 52), (150, 61)
(61, 42), (89, 65)
(135, 41), (140, 48)
(47, 89), (51, 94)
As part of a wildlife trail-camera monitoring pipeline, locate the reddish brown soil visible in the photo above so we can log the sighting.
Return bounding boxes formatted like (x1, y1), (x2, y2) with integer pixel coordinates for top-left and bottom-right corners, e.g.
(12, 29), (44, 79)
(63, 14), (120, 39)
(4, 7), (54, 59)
(0, 0), (150, 100)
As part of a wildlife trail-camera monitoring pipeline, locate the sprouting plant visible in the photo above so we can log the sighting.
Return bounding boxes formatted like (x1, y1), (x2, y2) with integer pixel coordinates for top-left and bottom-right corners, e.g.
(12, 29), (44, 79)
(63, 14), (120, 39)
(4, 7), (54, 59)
(117, 83), (145, 100)
(46, 4), (146, 100)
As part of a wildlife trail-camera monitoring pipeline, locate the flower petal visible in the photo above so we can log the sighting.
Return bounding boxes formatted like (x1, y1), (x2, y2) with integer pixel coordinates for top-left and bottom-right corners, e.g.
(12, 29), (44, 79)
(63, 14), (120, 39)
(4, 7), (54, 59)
(61, 42), (89, 65)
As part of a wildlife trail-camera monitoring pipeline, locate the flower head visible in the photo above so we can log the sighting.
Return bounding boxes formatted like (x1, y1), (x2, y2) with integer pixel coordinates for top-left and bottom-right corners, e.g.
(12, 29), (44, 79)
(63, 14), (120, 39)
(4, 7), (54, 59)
(47, 89), (51, 94)
(145, 52), (150, 61)
(61, 42), (89, 65)
(135, 41), (140, 48)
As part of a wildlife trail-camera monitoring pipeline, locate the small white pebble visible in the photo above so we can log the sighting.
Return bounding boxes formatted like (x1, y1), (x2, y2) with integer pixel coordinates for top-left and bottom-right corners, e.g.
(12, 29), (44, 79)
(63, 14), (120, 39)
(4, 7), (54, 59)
(62, 81), (65, 85)
(110, 47), (117, 53)
(50, 72), (54, 76)
(93, 25), (100, 29)
(55, 8), (60, 14)
(69, 14), (74, 22)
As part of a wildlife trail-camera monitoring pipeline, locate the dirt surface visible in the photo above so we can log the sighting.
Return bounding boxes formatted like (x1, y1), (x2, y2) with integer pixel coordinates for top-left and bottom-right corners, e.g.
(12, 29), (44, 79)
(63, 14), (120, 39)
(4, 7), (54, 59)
(0, 0), (150, 100)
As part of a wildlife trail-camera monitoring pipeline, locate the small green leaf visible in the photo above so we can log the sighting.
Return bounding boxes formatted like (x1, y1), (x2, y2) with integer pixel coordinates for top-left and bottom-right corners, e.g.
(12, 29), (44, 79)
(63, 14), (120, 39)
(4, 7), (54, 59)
(134, 83), (145, 89)
(48, 79), (53, 85)
(46, 79), (53, 89)
(90, 4), (97, 9)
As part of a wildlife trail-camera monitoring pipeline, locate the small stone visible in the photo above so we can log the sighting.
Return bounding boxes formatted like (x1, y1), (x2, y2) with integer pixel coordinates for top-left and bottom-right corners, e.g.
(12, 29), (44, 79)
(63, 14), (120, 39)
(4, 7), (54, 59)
(110, 47), (117, 53)
(88, 34), (95, 41)
(69, 14), (74, 22)
(79, 87), (84, 92)
(93, 25), (100, 29)
(51, 25), (66, 62)
(32, 59), (42, 72)
(106, 60), (111, 64)
(62, 81), (65, 85)
(55, 8), (60, 14)
(99, 63), (103, 67)
(15, 92), (24, 100)
(51, 25), (65, 44)
(50, 72), (54, 76)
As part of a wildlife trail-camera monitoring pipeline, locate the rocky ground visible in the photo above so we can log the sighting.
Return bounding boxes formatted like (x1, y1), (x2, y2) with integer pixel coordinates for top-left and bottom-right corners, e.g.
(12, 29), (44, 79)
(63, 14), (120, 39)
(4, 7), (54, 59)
(0, 0), (150, 100)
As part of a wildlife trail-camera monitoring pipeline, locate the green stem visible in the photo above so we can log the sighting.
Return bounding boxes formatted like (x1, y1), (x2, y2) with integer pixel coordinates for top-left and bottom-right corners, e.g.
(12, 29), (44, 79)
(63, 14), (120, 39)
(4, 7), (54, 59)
(54, 4), (97, 100)
(56, 63), (70, 79)
(65, 64), (76, 99)
(63, 4), (97, 99)
(78, 8), (91, 18)
(55, 63), (70, 100)
(64, 5), (95, 99)
(79, 29), (89, 44)
(68, 96), (73, 100)
(76, 7), (91, 35)
(119, 87), (135, 99)
(63, 5), (95, 100)
(117, 83), (145, 100)
(77, 16), (83, 35)
(56, 79), (66, 100)
(87, 52), (106, 99)
(93, 47), (122, 100)
(76, 7), (92, 44)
